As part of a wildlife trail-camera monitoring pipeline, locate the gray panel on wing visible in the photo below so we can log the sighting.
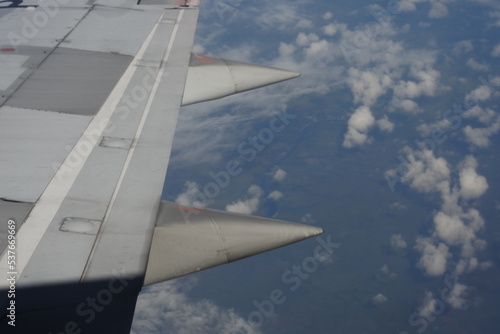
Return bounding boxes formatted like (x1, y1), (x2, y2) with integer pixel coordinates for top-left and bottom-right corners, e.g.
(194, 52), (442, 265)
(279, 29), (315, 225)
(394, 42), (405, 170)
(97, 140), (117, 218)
(0, 200), (34, 258)
(6, 48), (132, 115)
(0, 46), (52, 106)
(0, 106), (91, 202)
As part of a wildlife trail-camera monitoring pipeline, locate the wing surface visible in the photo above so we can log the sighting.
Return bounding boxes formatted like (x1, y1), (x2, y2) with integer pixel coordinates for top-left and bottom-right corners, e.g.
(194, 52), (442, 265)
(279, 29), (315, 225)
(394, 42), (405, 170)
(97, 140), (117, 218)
(0, 1), (199, 332)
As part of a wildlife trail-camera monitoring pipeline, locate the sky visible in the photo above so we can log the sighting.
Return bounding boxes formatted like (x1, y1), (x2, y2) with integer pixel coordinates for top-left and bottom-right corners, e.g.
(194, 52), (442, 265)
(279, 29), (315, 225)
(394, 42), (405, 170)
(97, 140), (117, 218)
(131, 0), (500, 333)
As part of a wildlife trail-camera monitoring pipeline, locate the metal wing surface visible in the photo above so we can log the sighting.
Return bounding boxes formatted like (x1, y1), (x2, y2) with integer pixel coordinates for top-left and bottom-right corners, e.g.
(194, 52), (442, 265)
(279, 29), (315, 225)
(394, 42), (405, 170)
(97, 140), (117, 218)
(0, 1), (322, 332)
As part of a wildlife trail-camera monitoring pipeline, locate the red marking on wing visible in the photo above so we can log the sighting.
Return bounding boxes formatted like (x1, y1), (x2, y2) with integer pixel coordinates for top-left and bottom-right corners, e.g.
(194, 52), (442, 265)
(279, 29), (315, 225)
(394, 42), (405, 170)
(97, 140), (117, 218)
(194, 53), (214, 64)
(1, 48), (15, 52)
(172, 205), (205, 213)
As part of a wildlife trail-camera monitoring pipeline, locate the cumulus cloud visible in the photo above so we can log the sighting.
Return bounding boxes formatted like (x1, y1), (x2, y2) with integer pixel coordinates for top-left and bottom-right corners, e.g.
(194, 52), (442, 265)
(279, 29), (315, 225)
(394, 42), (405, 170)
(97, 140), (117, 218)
(464, 106), (496, 124)
(377, 115), (395, 133)
(446, 282), (468, 309)
(416, 119), (452, 137)
(372, 293), (388, 304)
(279, 42), (296, 57)
(342, 106), (376, 148)
(415, 237), (451, 276)
(390, 234), (408, 250)
(296, 32), (319, 47)
(226, 185), (263, 214)
(393, 61), (441, 100)
(273, 169), (287, 182)
(458, 156), (489, 199)
(296, 18), (313, 29)
(464, 117), (500, 148)
(466, 58), (490, 72)
(132, 279), (261, 334)
(402, 0), (453, 18)
(323, 12), (333, 20)
(428, 0), (451, 18)
(395, 98), (420, 113)
(305, 39), (331, 58)
(417, 83), (499, 150)
(399, 148), (450, 193)
(347, 69), (393, 106)
(322, 23), (339, 36)
(433, 210), (486, 257)
(466, 85), (493, 102)
(254, 2), (309, 31)
(175, 181), (208, 208)
(418, 291), (439, 319)
(268, 190), (284, 201)
(388, 149), (490, 279)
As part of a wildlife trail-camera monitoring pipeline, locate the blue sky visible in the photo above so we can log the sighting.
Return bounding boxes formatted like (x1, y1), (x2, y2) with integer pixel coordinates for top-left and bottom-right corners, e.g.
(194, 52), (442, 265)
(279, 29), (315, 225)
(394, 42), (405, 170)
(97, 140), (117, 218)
(132, 1), (500, 333)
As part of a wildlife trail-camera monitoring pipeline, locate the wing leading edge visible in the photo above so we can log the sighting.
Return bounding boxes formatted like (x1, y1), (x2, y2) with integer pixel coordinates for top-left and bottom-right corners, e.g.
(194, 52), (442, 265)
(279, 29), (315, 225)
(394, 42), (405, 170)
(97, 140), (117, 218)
(0, 1), (322, 332)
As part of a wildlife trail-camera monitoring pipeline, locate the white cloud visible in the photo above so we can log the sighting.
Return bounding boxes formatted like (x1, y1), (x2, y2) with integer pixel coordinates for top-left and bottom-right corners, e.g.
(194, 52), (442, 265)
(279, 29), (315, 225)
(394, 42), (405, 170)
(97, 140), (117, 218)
(372, 293), (388, 304)
(226, 185), (263, 214)
(489, 10), (500, 26)
(342, 106), (376, 148)
(428, 0), (450, 18)
(175, 181), (208, 208)
(254, 3), (309, 31)
(305, 40), (331, 57)
(377, 115), (395, 133)
(279, 42), (296, 57)
(464, 106), (496, 124)
(399, 148), (450, 193)
(446, 283), (468, 309)
(418, 291), (439, 319)
(347, 68), (393, 106)
(416, 119), (451, 137)
(466, 85), (493, 102)
(415, 237), (450, 276)
(268, 191), (284, 200)
(323, 12), (333, 20)
(466, 58), (490, 71)
(491, 44), (500, 57)
(322, 23), (338, 36)
(390, 234), (408, 250)
(296, 32), (319, 47)
(192, 44), (205, 54)
(296, 18), (313, 29)
(458, 156), (489, 199)
(389, 149), (490, 277)
(347, 106), (375, 132)
(399, 0), (417, 12)
(393, 62), (441, 100)
(398, 99), (420, 113)
(433, 210), (485, 256)
(394, 0), (453, 18)
(273, 169), (287, 182)
(464, 117), (500, 148)
(132, 279), (261, 334)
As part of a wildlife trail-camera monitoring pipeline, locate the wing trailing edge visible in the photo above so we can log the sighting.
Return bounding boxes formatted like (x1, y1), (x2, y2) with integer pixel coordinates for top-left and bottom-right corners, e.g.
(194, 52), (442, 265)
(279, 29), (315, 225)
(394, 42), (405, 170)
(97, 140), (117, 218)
(144, 201), (323, 285)
(182, 54), (300, 105)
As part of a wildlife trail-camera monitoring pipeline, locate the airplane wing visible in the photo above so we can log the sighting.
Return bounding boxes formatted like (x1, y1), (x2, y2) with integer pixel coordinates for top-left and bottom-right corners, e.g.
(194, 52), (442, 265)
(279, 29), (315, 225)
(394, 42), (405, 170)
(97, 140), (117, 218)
(0, 1), (322, 333)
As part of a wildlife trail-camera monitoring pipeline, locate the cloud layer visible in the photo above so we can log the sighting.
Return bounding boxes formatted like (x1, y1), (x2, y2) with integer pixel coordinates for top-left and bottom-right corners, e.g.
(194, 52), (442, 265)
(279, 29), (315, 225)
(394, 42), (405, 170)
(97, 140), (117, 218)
(132, 279), (260, 334)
